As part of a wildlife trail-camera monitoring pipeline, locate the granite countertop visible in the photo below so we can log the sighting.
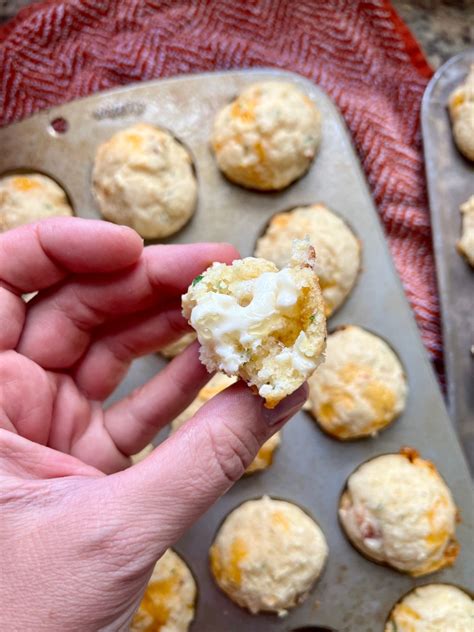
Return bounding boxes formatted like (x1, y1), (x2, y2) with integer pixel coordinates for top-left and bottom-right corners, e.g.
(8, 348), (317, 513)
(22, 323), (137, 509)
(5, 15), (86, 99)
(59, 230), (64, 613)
(1, 0), (473, 69)
(392, 0), (474, 68)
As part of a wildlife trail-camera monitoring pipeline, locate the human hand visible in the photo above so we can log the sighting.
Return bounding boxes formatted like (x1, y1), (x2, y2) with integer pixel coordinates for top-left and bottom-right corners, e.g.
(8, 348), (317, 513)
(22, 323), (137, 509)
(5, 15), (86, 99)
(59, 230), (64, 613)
(0, 218), (307, 631)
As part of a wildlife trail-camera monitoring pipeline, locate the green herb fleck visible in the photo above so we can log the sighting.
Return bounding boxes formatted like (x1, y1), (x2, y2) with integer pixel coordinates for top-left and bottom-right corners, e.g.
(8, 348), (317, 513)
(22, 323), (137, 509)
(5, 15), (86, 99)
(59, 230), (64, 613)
(390, 621), (398, 632)
(309, 314), (316, 323)
(192, 274), (204, 286)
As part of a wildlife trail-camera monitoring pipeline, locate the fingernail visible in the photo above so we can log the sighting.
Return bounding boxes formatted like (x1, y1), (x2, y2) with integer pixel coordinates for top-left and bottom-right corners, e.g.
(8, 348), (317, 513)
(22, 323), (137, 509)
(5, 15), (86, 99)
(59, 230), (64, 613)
(262, 383), (309, 426)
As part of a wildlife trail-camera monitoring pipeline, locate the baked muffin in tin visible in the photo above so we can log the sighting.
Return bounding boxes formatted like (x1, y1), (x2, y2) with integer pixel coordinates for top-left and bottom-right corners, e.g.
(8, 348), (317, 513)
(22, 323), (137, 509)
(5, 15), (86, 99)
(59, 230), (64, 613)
(339, 448), (459, 577)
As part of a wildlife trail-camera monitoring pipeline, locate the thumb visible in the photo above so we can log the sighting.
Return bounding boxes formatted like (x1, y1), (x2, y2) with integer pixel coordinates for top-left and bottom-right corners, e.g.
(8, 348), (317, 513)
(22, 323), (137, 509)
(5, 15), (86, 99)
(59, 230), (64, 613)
(106, 381), (307, 552)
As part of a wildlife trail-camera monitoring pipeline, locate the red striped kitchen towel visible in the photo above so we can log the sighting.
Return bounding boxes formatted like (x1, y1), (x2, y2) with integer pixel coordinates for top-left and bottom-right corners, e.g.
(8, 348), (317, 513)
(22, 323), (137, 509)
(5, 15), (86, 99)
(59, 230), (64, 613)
(0, 0), (442, 377)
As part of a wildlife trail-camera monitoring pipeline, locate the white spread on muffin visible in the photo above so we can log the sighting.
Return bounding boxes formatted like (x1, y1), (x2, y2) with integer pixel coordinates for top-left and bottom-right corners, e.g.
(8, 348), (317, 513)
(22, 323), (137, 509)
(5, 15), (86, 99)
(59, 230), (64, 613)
(182, 239), (326, 408)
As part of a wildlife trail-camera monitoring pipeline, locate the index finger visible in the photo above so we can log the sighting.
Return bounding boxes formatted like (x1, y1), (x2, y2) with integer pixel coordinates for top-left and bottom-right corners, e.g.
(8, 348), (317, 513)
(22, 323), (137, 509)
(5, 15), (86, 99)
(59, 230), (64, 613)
(16, 239), (241, 368)
(0, 217), (143, 294)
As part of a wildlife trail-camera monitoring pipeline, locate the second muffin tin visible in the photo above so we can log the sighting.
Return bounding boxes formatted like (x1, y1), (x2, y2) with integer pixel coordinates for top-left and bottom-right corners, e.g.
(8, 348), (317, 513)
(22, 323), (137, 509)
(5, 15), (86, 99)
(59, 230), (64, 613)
(422, 50), (474, 473)
(0, 69), (472, 631)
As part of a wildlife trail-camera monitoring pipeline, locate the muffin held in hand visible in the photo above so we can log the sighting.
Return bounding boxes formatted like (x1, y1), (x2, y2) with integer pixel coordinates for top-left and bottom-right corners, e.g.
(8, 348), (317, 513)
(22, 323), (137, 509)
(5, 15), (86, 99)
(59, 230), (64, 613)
(171, 373), (282, 474)
(385, 584), (474, 632)
(131, 549), (196, 632)
(212, 81), (321, 190)
(339, 448), (459, 577)
(307, 325), (407, 439)
(448, 65), (474, 161)
(92, 123), (197, 239)
(255, 204), (361, 316)
(209, 496), (328, 615)
(182, 240), (327, 409)
(0, 174), (73, 232)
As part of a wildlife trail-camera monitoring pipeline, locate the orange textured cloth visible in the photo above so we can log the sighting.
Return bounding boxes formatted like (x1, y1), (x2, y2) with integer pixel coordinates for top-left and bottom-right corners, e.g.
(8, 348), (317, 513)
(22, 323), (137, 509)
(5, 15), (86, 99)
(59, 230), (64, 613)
(0, 0), (442, 376)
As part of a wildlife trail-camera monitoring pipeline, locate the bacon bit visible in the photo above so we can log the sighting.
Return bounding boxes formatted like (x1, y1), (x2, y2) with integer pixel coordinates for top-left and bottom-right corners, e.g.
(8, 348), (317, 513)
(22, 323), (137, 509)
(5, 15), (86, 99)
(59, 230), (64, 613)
(302, 244), (316, 269)
(361, 522), (381, 540)
(444, 539), (460, 566)
(354, 507), (381, 540)
(400, 446), (419, 462)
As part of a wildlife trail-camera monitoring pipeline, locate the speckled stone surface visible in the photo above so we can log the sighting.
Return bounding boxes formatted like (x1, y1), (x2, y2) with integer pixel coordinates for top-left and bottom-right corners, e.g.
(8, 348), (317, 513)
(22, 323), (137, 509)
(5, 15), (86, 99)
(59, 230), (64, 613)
(393, 0), (474, 68)
(0, 0), (39, 21)
(1, 0), (473, 70)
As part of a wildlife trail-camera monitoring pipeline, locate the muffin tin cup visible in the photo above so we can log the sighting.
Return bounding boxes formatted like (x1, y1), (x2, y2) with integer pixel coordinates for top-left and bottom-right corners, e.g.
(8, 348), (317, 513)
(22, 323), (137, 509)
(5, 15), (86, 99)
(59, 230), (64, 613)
(1, 69), (472, 631)
(384, 583), (474, 631)
(337, 450), (460, 578)
(208, 495), (328, 617)
(307, 325), (408, 442)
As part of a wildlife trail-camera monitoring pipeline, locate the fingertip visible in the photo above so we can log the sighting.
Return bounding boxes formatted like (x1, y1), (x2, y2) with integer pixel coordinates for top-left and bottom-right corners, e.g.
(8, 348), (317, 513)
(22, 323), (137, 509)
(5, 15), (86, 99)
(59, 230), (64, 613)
(262, 383), (308, 426)
(114, 224), (144, 254)
(215, 242), (241, 263)
(38, 217), (144, 272)
(196, 379), (264, 422)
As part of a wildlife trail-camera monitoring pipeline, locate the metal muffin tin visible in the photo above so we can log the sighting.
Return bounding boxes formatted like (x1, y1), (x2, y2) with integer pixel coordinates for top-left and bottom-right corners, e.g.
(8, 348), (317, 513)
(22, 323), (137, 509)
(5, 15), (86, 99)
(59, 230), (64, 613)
(422, 50), (474, 473)
(0, 69), (472, 631)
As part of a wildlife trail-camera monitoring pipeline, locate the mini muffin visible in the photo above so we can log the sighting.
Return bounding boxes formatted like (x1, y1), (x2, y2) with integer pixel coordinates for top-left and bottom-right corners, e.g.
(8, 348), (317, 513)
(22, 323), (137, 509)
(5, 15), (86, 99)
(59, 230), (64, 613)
(171, 373), (281, 475)
(255, 204), (361, 316)
(339, 448), (459, 576)
(448, 65), (474, 161)
(385, 584), (474, 632)
(457, 194), (474, 267)
(0, 173), (73, 231)
(209, 496), (328, 615)
(212, 81), (321, 190)
(182, 239), (326, 409)
(160, 332), (197, 359)
(307, 325), (407, 439)
(92, 123), (197, 239)
(131, 549), (196, 632)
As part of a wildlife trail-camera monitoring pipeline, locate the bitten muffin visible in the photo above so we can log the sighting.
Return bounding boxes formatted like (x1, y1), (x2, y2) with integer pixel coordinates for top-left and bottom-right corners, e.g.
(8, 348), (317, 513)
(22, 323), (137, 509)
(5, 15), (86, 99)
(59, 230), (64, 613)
(307, 325), (407, 439)
(385, 584), (474, 632)
(160, 332), (197, 359)
(131, 549), (196, 632)
(339, 449), (459, 576)
(171, 373), (282, 475)
(0, 174), (73, 231)
(92, 123), (197, 239)
(209, 496), (328, 615)
(448, 65), (474, 161)
(457, 194), (474, 267)
(182, 239), (326, 409)
(212, 81), (321, 190)
(255, 204), (361, 316)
